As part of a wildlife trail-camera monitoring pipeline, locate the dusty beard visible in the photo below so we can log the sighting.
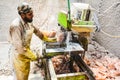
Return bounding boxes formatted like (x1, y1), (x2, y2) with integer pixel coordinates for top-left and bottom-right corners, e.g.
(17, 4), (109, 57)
(24, 17), (33, 23)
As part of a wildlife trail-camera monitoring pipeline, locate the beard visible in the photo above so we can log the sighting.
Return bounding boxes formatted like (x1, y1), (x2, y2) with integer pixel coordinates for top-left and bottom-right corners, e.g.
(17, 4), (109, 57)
(24, 17), (33, 23)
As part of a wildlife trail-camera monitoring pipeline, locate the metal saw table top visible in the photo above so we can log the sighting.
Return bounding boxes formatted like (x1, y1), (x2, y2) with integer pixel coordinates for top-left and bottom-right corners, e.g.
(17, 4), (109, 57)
(45, 42), (84, 53)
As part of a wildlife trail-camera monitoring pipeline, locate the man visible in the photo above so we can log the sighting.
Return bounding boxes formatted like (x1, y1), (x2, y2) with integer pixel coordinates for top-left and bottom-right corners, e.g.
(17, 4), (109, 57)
(9, 2), (56, 80)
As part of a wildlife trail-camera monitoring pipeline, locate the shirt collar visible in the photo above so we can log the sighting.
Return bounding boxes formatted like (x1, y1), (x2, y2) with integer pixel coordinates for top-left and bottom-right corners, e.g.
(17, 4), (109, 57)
(19, 16), (27, 25)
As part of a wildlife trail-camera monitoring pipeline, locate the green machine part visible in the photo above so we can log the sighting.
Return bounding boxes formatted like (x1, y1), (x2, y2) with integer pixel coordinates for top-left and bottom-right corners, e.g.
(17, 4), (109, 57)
(58, 12), (72, 30)
(58, 0), (71, 30)
(58, 11), (68, 29)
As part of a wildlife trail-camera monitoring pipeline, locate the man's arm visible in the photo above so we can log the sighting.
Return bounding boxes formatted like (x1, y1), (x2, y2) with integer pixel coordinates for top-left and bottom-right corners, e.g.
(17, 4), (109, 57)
(33, 26), (56, 42)
(32, 25), (44, 39)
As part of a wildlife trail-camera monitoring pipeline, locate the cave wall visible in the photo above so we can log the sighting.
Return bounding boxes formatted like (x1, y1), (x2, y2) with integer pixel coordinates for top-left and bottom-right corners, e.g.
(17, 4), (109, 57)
(85, 0), (120, 57)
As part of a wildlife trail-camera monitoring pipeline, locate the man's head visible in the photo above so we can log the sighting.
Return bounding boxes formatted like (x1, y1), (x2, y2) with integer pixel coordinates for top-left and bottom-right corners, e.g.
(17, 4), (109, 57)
(17, 2), (33, 23)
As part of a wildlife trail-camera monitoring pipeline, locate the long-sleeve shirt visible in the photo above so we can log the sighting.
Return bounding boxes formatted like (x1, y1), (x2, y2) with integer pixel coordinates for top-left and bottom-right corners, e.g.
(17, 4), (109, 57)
(9, 18), (44, 54)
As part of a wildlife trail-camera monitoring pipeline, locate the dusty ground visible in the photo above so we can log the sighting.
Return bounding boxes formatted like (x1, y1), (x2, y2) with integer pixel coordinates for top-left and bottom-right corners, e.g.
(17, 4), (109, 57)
(85, 40), (120, 80)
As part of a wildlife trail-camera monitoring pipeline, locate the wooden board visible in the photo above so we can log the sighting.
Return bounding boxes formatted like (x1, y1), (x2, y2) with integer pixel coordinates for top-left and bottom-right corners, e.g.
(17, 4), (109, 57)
(57, 73), (89, 80)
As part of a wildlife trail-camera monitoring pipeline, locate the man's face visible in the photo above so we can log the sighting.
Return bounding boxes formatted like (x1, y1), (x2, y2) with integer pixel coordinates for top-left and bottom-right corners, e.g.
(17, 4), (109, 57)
(22, 11), (33, 23)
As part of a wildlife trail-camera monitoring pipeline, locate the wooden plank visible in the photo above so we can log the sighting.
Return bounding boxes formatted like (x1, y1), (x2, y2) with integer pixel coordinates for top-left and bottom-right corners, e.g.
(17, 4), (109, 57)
(56, 72), (88, 80)
(56, 72), (86, 78)
(48, 59), (57, 80)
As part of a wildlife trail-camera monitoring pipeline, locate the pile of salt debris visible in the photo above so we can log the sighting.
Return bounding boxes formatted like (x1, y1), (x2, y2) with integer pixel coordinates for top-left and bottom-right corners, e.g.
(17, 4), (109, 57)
(85, 41), (120, 80)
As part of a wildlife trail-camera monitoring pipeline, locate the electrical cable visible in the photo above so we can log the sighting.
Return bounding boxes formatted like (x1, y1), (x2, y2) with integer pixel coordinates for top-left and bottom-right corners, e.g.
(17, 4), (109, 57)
(101, 29), (120, 38)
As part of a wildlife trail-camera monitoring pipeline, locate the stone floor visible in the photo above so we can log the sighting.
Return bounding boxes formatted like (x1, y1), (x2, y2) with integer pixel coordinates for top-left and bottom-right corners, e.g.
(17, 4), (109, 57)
(0, 42), (44, 80)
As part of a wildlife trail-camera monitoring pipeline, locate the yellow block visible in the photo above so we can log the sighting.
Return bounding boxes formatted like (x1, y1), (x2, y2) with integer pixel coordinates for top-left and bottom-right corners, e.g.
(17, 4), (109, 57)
(71, 25), (95, 33)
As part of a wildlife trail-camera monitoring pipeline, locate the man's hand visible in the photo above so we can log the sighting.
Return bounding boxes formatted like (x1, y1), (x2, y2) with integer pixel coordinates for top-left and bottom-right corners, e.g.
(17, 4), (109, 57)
(56, 32), (65, 42)
(48, 30), (56, 38)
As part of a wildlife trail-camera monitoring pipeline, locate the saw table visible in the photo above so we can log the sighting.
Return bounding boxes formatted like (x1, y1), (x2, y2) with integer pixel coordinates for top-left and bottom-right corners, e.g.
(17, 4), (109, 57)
(41, 42), (95, 80)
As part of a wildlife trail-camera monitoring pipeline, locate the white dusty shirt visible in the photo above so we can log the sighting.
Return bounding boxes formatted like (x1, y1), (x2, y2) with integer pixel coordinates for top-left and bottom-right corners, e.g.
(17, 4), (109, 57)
(9, 18), (44, 54)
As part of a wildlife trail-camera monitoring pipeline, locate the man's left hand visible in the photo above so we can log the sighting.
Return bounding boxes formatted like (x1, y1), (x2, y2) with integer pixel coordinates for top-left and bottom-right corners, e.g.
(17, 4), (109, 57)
(48, 30), (56, 38)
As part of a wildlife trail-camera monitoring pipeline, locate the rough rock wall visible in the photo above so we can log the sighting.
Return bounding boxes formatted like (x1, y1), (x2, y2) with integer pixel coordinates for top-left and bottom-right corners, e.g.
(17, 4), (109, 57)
(0, 0), (19, 41)
(85, 0), (120, 57)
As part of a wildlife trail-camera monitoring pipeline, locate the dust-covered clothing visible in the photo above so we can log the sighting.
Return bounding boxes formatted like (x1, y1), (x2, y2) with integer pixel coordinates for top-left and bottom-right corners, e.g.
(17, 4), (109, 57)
(9, 17), (44, 80)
